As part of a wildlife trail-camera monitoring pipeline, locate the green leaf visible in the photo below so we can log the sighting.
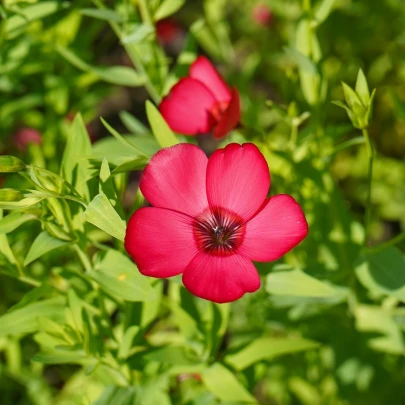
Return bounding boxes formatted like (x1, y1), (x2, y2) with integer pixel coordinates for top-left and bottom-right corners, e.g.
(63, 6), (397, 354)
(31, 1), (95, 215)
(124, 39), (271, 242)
(61, 113), (92, 200)
(355, 69), (370, 106)
(355, 247), (405, 302)
(266, 269), (339, 297)
(145, 346), (200, 365)
(32, 351), (87, 365)
(5, 1), (68, 36)
(201, 363), (257, 403)
(119, 111), (149, 134)
(121, 24), (155, 45)
(284, 47), (317, 74)
(0, 212), (37, 234)
(0, 155), (26, 172)
(99, 158), (124, 218)
(225, 337), (320, 370)
(154, 0), (186, 20)
(57, 46), (144, 87)
(355, 305), (405, 354)
(84, 194), (126, 241)
(94, 387), (137, 405)
(100, 117), (147, 156)
(145, 100), (179, 148)
(80, 8), (123, 22)
(118, 325), (140, 360)
(24, 231), (72, 266)
(88, 249), (155, 302)
(341, 82), (362, 111)
(313, 0), (336, 26)
(0, 297), (65, 336)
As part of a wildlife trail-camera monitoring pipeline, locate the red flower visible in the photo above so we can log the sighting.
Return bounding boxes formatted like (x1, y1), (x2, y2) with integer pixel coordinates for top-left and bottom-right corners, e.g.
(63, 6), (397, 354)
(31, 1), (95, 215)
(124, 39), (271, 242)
(125, 143), (308, 303)
(14, 128), (42, 151)
(159, 56), (240, 139)
(252, 4), (273, 26)
(156, 19), (182, 45)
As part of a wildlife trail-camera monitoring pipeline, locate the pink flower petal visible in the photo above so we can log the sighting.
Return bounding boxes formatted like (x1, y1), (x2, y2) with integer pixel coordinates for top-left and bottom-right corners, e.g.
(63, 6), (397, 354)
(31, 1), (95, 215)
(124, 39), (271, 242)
(125, 207), (198, 278)
(189, 56), (231, 103)
(206, 143), (270, 222)
(159, 77), (217, 135)
(238, 194), (308, 261)
(182, 252), (260, 303)
(140, 143), (209, 217)
(213, 88), (241, 139)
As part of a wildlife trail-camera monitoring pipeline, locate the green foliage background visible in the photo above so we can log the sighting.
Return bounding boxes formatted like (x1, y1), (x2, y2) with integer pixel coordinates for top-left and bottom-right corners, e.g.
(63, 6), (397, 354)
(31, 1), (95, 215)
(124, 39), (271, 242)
(1, 0), (405, 404)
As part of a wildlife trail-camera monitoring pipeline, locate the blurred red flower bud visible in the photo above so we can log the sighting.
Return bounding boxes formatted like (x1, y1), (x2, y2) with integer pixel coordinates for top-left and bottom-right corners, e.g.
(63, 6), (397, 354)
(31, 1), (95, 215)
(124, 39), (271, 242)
(13, 128), (42, 151)
(252, 3), (273, 26)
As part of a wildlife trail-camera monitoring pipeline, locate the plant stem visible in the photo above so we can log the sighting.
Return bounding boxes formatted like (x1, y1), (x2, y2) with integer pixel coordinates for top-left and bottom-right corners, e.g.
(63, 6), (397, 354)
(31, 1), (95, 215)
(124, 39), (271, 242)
(91, 0), (160, 103)
(138, 0), (152, 24)
(362, 128), (374, 246)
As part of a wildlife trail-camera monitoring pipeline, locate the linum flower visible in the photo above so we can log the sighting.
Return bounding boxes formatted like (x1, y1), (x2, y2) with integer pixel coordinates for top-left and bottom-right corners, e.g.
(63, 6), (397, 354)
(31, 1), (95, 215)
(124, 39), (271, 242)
(125, 143), (308, 303)
(159, 56), (240, 139)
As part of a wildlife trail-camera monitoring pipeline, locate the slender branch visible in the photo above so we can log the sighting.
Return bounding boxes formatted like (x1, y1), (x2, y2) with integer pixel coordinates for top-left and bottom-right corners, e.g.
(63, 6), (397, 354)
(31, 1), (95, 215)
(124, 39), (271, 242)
(362, 128), (374, 246)
(91, 0), (160, 103)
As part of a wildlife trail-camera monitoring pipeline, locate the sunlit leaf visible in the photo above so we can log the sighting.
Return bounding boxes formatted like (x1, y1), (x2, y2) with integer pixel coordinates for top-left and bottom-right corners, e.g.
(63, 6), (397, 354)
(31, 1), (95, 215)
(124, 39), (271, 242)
(84, 194), (126, 241)
(146, 100), (179, 148)
(88, 249), (155, 302)
(225, 337), (320, 370)
(201, 363), (257, 403)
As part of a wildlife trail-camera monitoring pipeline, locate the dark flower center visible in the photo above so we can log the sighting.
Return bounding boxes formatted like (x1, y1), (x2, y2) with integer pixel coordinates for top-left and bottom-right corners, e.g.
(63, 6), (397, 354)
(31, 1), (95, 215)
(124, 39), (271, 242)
(193, 207), (245, 256)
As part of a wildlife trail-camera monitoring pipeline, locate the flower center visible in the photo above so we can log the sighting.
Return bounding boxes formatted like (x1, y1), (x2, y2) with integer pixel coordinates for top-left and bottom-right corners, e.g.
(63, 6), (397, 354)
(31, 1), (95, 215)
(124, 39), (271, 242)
(193, 208), (245, 256)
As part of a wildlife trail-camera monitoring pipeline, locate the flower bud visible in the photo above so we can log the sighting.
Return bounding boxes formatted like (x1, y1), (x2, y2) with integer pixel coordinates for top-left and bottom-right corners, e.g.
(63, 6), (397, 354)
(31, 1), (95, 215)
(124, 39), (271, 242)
(0, 156), (26, 173)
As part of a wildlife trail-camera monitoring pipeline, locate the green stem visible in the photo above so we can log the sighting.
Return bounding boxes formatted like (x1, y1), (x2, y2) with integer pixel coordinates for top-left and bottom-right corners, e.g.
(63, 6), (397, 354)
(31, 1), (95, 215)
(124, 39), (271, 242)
(303, 0), (311, 12)
(91, 0), (160, 103)
(138, 0), (152, 24)
(74, 245), (93, 273)
(370, 231), (405, 253)
(290, 122), (298, 153)
(362, 128), (374, 246)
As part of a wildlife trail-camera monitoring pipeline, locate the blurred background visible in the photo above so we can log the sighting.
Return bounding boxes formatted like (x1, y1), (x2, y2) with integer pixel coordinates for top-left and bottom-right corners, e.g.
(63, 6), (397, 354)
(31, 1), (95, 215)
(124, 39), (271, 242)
(1, 0), (405, 404)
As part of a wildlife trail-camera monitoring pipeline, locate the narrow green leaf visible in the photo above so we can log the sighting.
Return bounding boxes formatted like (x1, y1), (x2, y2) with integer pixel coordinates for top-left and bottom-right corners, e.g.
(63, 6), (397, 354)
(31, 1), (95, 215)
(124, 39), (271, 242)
(266, 269), (338, 297)
(225, 337), (320, 370)
(119, 111), (149, 134)
(100, 117), (147, 156)
(145, 100), (178, 148)
(24, 231), (71, 266)
(89, 249), (156, 302)
(61, 113), (92, 200)
(284, 47), (317, 74)
(118, 326), (140, 359)
(67, 289), (84, 333)
(0, 297), (65, 335)
(355, 69), (370, 106)
(342, 82), (362, 111)
(84, 194), (126, 241)
(144, 346), (200, 365)
(80, 8), (123, 22)
(57, 46), (144, 87)
(121, 23), (155, 44)
(313, 0), (336, 25)
(32, 351), (87, 364)
(154, 0), (186, 20)
(99, 158), (124, 217)
(5, 1), (68, 35)
(202, 363), (257, 403)
(366, 88), (377, 125)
